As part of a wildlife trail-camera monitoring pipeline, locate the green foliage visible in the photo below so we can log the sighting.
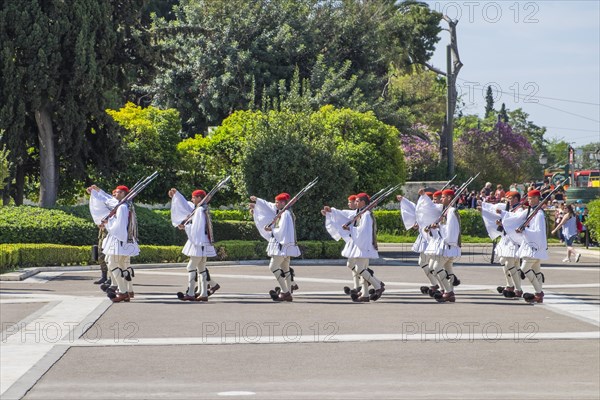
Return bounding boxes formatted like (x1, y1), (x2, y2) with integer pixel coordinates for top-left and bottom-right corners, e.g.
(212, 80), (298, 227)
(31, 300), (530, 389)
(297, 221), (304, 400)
(0, 1), (157, 206)
(211, 210), (252, 221)
(0, 206), (97, 245)
(587, 199), (600, 242)
(215, 241), (264, 261)
(458, 209), (488, 238)
(387, 67), (446, 130)
(374, 209), (489, 238)
(0, 138), (9, 191)
(131, 245), (186, 264)
(0, 205), (260, 245)
(147, 0), (441, 134)
(313, 106), (406, 194)
(106, 103), (182, 203)
(179, 106), (405, 240)
(241, 112), (355, 240)
(0, 244), (92, 272)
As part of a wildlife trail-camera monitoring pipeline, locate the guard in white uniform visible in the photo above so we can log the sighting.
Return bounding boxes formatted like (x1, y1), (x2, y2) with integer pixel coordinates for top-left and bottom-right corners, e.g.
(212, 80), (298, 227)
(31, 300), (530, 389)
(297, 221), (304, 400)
(423, 189), (461, 303)
(87, 184), (140, 303)
(397, 192), (439, 295)
(250, 193), (301, 302)
(481, 191), (524, 298)
(516, 190), (548, 303)
(322, 195), (362, 296)
(169, 188), (221, 302)
(342, 193), (385, 303)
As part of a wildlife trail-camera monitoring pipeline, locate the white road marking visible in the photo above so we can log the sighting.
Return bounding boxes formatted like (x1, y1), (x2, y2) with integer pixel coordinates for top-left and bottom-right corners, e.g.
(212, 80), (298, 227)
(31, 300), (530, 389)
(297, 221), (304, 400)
(21, 271), (64, 284)
(217, 391), (256, 396)
(0, 295), (110, 396)
(66, 330), (600, 347)
(541, 291), (600, 326)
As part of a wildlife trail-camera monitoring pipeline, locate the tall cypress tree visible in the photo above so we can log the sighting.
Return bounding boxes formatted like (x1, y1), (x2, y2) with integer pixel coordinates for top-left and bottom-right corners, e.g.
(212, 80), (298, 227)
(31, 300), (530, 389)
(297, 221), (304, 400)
(0, 1), (154, 206)
(484, 85), (494, 117)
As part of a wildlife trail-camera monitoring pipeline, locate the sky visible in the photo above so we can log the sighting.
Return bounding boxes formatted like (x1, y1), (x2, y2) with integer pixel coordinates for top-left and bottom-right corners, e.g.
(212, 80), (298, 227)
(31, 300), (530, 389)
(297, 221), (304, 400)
(423, 0), (600, 147)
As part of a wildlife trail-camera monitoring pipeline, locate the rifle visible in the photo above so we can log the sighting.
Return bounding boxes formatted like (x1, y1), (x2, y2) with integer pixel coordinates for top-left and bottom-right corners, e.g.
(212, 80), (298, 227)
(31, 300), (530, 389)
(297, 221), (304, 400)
(426, 172), (480, 230)
(101, 171), (159, 223)
(370, 186), (390, 203)
(342, 184), (402, 229)
(440, 174), (458, 191)
(266, 177), (319, 229)
(180, 175), (231, 226)
(517, 178), (569, 232)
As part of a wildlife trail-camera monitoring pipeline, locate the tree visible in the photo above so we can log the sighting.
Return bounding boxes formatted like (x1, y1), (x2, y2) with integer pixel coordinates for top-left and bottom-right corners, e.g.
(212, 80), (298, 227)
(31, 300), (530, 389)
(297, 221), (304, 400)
(146, 0), (441, 135)
(241, 123), (355, 240)
(177, 106), (406, 206)
(455, 122), (537, 188)
(400, 124), (444, 181)
(578, 142), (600, 170)
(0, 1), (155, 207)
(106, 103), (182, 203)
(386, 66), (447, 130)
(499, 103), (509, 123)
(0, 131), (9, 192)
(485, 86), (494, 117)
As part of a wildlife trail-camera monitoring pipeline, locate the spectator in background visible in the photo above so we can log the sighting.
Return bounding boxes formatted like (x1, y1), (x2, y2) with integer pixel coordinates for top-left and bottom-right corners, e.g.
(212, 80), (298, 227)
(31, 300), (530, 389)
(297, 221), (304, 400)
(482, 182), (492, 196)
(554, 187), (565, 204)
(466, 191), (478, 209)
(494, 184), (505, 201)
(552, 204), (582, 263)
(554, 207), (565, 242)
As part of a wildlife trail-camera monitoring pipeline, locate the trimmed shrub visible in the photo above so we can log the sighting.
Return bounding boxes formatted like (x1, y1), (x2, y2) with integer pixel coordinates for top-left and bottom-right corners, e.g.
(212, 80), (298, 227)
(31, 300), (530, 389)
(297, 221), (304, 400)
(212, 210), (251, 221)
(215, 240), (264, 261)
(458, 209), (487, 238)
(134, 246), (186, 264)
(587, 199), (600, 242)
(0, 206), (96, 245)
(0, 206), (260, 246)
(213, 221), (263, 241)
(322, 240), (346, 258)
(0, 240), (348, 270)
(298, 241), (323, 259)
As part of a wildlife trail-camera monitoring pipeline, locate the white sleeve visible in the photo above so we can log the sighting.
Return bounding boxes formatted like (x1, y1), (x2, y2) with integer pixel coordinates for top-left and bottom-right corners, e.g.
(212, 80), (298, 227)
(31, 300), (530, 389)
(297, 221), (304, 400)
(481, 202), (502, 240)
(170, 191), (195, 227)
(399, 198), (417, 230)
(89, 189), (116, 225)
(416, 195), (442, 228)
(252, 198), (278, 241)
(325, 208), (354, 241)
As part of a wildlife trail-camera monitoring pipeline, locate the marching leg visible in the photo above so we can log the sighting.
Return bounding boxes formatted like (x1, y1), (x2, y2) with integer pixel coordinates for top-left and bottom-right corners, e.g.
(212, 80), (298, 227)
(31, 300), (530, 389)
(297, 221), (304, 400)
(269, 256), (291, 301)
(196, 256), (209, 301)
(521, 259), (544, 303)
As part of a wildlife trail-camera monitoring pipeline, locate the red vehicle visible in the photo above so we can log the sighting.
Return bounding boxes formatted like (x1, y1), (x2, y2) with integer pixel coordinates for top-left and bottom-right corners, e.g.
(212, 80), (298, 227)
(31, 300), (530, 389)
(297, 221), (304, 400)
(574, 170), (600, 188)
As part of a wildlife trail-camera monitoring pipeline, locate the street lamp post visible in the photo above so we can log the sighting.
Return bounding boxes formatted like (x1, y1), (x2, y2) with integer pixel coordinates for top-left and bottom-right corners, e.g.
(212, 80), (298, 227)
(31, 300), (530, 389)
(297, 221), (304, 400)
(539, 153), (548, 178)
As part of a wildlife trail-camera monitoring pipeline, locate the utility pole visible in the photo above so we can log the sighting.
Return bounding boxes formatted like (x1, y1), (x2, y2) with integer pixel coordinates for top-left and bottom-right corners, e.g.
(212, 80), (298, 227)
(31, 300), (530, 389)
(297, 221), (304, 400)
(425, 16), (462, 179)
(445, 44), (454, 177)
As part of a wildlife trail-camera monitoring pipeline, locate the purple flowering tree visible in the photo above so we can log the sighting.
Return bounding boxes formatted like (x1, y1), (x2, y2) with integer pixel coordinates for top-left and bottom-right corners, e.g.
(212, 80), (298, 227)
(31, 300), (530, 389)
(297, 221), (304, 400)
(400, 124), (443, 181)
(455, 122), (537, 187)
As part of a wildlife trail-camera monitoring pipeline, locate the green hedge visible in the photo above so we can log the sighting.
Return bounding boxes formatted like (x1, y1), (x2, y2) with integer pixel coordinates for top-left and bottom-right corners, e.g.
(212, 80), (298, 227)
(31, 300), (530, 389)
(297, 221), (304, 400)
(373, 209), (488, 237)
(0, 206), (260, 246)
(587, 199), (600, 242)
(0, 240), (347, 272)
(1, 206), (555, 247)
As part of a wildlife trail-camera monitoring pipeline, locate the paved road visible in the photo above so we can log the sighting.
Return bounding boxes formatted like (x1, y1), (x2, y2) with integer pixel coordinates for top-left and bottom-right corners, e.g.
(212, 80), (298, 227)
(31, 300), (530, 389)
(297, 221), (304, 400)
(1, 246), (599, 399)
